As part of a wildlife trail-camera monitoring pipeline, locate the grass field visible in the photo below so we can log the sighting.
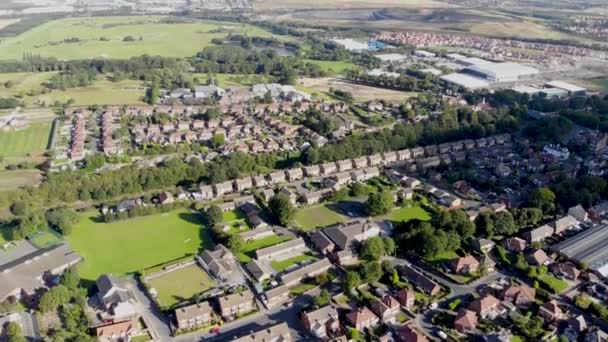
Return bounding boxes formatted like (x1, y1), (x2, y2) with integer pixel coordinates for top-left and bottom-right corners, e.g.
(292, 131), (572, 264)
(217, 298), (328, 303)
(539, 274), (569, 293)
(147, 264), (216, 310)
(294, 205), (347, 231)
(381, 206), (431, 223)
(238, 235), (293, 263)
(0, 16), (279, 60)
(28, 230), (63, 248)
(0, 170), (43, 191)
(303, 59), (356, 76)
(271, 254), (316, 272)
(193, 73), (274, 88)
(219, 209), (251, 235)
(67, 210), (213, 281)
(0, 122), (52, 157)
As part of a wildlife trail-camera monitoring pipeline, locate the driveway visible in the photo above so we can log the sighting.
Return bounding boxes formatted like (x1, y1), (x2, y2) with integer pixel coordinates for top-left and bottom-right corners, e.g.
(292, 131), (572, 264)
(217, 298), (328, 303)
(124, 277), (172, 341)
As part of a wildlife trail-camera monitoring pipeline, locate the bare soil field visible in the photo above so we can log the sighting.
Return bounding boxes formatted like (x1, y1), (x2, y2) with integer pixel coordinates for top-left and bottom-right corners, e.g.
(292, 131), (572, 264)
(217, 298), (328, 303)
(299, 77), (418, 102)
(254, 0), (452, 11)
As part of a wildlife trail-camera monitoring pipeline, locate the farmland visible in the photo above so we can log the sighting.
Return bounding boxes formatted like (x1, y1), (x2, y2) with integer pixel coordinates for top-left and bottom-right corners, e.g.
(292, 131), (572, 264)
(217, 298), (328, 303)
(0, 16), (280, 60)
(67, 210), (213, 281)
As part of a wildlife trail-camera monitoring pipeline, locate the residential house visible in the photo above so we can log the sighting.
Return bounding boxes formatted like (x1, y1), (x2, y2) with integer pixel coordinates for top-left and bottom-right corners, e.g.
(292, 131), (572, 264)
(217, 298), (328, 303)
(320, 162), (337, 175)
(539, 300), (563, 322)
(346, 307), (379, 331)
(352, 157), (369, 169)
(255, 238), (308, 261)
(260, 189), (275, 202)
(199, 244), (235, 281)
(501, 285), (536, 308)
(551, 215), (578, 235)
(454, 309), (478, 332)
(368, 154), (383, 166)
(217, 201), (236, 212)
(280, 258), (332, 288)
(397, 264), (440, 296)
(301, 305), (340, 339)
(451, 255), (480, 275)
(234, 178), (253, 192)
(524, 225), (554, 243)
(268, 171), (286, 184)
(551, 262), (581, 280)
(472, 238), (495, 254)
(396, 149), (411, 161)
(584, 330), (608, 342)
(370, 295), (401, 324)
(310, 231), (336, 255)
(264, 285), (290, 309)
(502, 237), (527, 253)
(302, 189), (332, 206)
(279, 187), (298, 205)
(213, 181), (234, 197)
(217, 290), (255, 320)
(95, 319), (139, 342)
(239, 226), (274, 242)
(246, 260), (272, 283)
(156, 191), (174, 205)
(383, 151), (398, 164)
(336, 160), (353, 172)
(363, 166), (381, 179)
(468, 294), (501, 319)
(323, 172), (352, 189)
(410, 147), (424, 158)
(566, 315), (589, 340)
(395, 324), (428, 342)
(334, 250), (358, 266)
(396, 188), (414, 202)
(252, 175), (268, 188)
(175, 302), (213, 331)
(323, 220), (380, 251)
(96, 274), (137, 321)
(526, 249), (549, 266)
(232, 322), (291, 342)
(303, 165), (321, 177)
(286, 168), (304, 182)
(396, 289), (416, 309)
(568, 205), (588, 222)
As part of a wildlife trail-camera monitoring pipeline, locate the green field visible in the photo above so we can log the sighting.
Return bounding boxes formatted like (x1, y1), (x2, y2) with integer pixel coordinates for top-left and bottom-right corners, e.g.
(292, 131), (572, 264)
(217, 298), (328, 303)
(147, 264), (216, 310)
(0, 16), (279, 60)
(381, 206), (431, 223)
(271, 254), (316, 272)
(539, 274), (569, 293)
(303, 59), (356, 75)
(193, 73), (274, 88)
(0, 170), (42, 191)
(0, 122), (52, 157)
(294, 205), (347, 231)
(28, 229), (63, 248)
(238, 235), (293, 263)
(67, 210), (213, 281)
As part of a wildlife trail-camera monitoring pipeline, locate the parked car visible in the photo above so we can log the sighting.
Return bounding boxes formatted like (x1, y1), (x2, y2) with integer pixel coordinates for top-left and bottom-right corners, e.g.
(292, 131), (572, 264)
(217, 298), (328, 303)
(209, 328), (221, 335)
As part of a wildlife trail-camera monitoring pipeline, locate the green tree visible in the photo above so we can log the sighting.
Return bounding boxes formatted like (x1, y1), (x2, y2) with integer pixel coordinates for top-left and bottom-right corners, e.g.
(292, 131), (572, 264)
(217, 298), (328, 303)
(528, 187), (556, 215)
(60, 267), (80, 289)
(360, 236), (385, 261)
(314, 289), (330, 307)
(268, 194), (295, 226)
(493, 211), (517, 236)
(227, 235), (244, 254)
(38, 285), (71, 313)
(5, 322), (26, 342)
(475, 212), (495, 238)
(10, 201), (29, 216)
(365, 191), (394, 216)
(205, 205), (223, 227)
(350, 182), (370, 197)
(361, 261), (383, 284)
(46, 208), (79, 236)
(344, 271), (361, 293)
(211, 133), (225, 148)
(382, 237), (396, 256)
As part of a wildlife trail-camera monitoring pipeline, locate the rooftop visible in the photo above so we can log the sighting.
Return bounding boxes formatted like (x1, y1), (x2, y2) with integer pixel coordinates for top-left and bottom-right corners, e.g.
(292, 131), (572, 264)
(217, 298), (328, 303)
(552, 224), (608, 277)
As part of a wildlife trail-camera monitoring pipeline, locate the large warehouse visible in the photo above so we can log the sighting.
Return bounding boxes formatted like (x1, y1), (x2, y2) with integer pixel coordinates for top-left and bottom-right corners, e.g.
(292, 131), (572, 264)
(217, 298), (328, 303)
(464, 62), (539, 83)
(551, 224), (608, 277)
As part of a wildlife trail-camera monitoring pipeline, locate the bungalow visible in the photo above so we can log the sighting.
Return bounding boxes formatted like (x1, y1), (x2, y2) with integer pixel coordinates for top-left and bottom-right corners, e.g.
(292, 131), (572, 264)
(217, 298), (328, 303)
(286, 168), (304, 182)
(217, 290), (255, 320)
(303, 165), (321, 177)
(468, 294), (502, 319)
(239, 226), (274, 242)
(368, 154), (383, 166)
(320, 162), (337, 175)
(301, 305), (340, 339)
(451, 255), (480, 274)
(396, 288), (416, 308)
(539, 300), (563, 322)
(397, 264), (440, 296)
(175, 302), (213, 331)
(310, 231), (335, 255)
(280, 258), (332, 288)
(264, 285), (290, 309)
(454, 309), (478, 333)
(268, 171), (286, 184)
(336, 160), (353, 172)
(213, 181), (234, 197)
(346, 307), (379, 330)
(234, 178), (253, 192)
(245, 260), (272, 283)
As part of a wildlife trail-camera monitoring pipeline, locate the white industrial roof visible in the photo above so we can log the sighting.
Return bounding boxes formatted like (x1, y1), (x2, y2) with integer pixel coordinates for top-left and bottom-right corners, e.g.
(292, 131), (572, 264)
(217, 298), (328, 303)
(465, 62), (539, 80)
(545, 81), (587, 93)
(420, 68), (442, 76)
(441, 73), (490, 89)
(332, 38), (369, 51)
(367, 69), (400, 78)
(511, 85), (542, 95)
(414, 50), (436, 58)
(376, 53), (408, 62)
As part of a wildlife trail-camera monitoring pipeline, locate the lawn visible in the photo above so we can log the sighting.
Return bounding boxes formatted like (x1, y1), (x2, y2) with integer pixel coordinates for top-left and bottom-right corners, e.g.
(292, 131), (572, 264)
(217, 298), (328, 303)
(147, 264), (216, 310)
(238, 235), (293, 263)
(219, 209), (250, 235)
(539, 274), (569, 293)
(303, 59), (356, 76)
(425, 250), (459, 266)
(0, 16), (280, 60)
(66, 210), (213, 281)
(28, 230), (63, 248)
(289, 282), (316, 295)
(294, 205), (347, 231)
(0, 122), (52, 157)
(380, 206), (431, 223)
(271, 254), (316, 272)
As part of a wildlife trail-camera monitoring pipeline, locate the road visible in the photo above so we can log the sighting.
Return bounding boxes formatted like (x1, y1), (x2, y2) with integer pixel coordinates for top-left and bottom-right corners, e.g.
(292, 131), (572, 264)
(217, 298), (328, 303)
(125, 277), (172, 341)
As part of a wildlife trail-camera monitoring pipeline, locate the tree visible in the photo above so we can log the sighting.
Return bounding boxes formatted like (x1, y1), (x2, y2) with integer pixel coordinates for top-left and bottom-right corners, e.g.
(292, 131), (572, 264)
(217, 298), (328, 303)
(205, 205), (223, 227)
(10, 201), (29, 216)
(360, 237), (385, 261)
(146, 84), (159, 105)
(381, 259), (394, 274)
(361, 261), (383, 284)
(528, 187), (556, 215)
(60, 267), (80, 289)
(475, 212), (495, 238)
(268, 194), (295, 226)
(5, 322), (26, 342)
(227, 235), (244, 254)
(350, 182), (370, 197)
(382, 237), (395, 256)
(46, 208), (79, 236)
(344, 271), (361, 293)
(314, 289), (330, 307)
(211, 133), (225, 148)
(38, 285), (71, 313)
(365, 191), (394, 216)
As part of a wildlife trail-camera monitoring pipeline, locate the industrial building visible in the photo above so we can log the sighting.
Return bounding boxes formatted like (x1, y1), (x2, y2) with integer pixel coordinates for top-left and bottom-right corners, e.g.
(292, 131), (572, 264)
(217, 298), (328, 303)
(464, 62), (539, 83)
(551, 224), (608, 277)
(545, 81), (587, 96)
(440, 73), (490, 90)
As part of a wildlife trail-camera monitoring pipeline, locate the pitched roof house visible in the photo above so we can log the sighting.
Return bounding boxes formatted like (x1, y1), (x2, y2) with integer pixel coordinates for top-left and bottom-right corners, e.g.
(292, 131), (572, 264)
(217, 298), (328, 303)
(397, 288), (416, 308)
(323, 220), (380, 251)
(396, 324), (428, 342)
(301, 305), (340, 339)
(501, 285), (536, 307)
(346, 307), (379, 330)
(539, 300), (563, 322)
(199, 244), (235, 281)
(245, 259), (272, 283)
(232, 322), (291, 342)
(524, 225), (554, 243)
(217, 290), (255, 320)
(502, 237), (527, 253)
(526, 249), (549, 266)
(451, 255), (480, 274)
(454, 309), (478, 332)
(95, 319), (139, 342)
(468, 294), (501, 319)
(175, 302), (213, 331)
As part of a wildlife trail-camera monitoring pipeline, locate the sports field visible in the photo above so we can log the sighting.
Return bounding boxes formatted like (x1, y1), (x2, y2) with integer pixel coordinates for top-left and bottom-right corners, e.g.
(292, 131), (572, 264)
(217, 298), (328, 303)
(0, 122), (52, 157)
(147, 264), (216, 310)
(0, 16), (279, 60)
(294, 205), (347, 231)
(67, 210), (213, 281)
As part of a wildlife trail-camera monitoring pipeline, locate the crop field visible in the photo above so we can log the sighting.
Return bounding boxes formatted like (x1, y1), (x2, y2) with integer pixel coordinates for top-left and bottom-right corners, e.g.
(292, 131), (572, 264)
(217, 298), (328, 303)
(294, 205), (347, 231)
(147, 264), (216, 310)
(0, 122), (52, 157)
(254, 0), (450, 11)
(67, 210), (213, 281)
(0, 16), (280, 60)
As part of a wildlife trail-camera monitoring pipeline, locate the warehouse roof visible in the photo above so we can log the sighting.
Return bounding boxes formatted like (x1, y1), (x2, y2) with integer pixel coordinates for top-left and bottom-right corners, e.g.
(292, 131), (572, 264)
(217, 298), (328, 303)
(440, 73), (490, 90)
(545, 81), (587, 93)
(465, 62), (539, 80)
(551, 224), (608, 277)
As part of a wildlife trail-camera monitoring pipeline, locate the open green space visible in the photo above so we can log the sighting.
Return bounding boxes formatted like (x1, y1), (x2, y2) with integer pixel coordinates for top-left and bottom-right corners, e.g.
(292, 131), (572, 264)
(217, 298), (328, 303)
(294, 205), (347, 231)
(425, 250), (459, 266)
(381, 206), (431, 223)
(67, 209), (212, 281)
(0, 122), (52, 157)
(28, 229), (63, 248)
(0, 16), (280, 60)
(238, 235), (293, 263)
(0, 170), (42, 191)
(271, 254), (317, 272)
(539, 274), (569, 293)
(147, 264), (216, 310)
(289, 282), (316, 296)
(193, 73), (274, 88)
(303, 59), (356, 75)
(219, 209), (250, 235)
